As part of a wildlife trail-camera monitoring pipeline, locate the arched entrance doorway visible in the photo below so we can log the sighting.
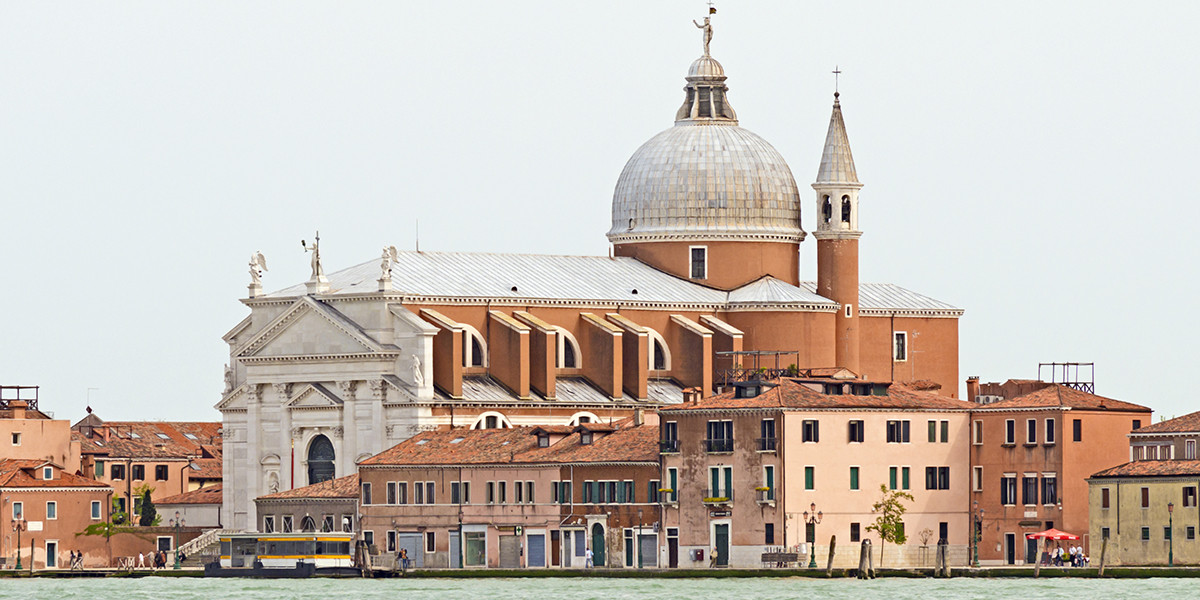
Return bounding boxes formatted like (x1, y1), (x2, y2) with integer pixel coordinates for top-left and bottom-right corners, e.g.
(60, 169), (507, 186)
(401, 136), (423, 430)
(591, 523), (606, 568)
(307, 434), (335, 485)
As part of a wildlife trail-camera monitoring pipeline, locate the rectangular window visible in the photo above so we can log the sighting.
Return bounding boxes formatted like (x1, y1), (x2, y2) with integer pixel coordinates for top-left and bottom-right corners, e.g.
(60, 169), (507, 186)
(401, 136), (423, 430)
(973, 420), (983, 445)
(765, 523), (775, 545)
(12, 502), (21, 520)
(426, 531), (436, 553)
(361, 482), (372, 505)
(1022, 476), (1038, 506)
(1026, 419), (1037, 445)
(926, 467), (950, 490)
(322, 515), (334, 533)
(1165, 526), (1173, 540)
(415, 481), (425, 505)
(706, 420), (733, 452)
(1004, 420), (1015, 445)
(387, 531), (397, 553)
(1185, 487), (1198, 508)
(583, 481), (593, 504)
(1141, 527), (1150, 541)
(803, 420), (820, 443)
(1133, 419), (1142, 431)
(362, 531), (373, 547)
(46, 501), (57, 520)
(1045, 419), (1056, 445)
(43, 466), (53, 480)
(648, 480), (660, 504)
(902, 467), (910, 490)
(926, 467), (937, 490)
(263, 515), (275, 533)
(155, 465), (168, 481)
(10, 432), (19, 446)
(849, 466), (859, 491)
(425, 482), (434, 505)
(1099, 527), (1109, 540)
(131, 465), (145, 480)
(690, 246), (707, 279)
(973, 466), (983, 492)
(487, 482), (496, 504)
(499, 481), (507, 504)
(848, 420), (864, 443)
(805, 466), (815, 491)
(95, 460), (104, 478)
(894, 332), (907, 361)
(515, 481), (524, 504)
(850, 523), (861, 542)
(111, 463), (125, 480)
(668, 468), (678, 502)
(1001, 476), (1017, 506)
(928, 420), (937, 443)
(1103, 486), (1112, 508)
(1042, 476), (1058, 505)
(451, 482), (461, 505)
(282, 515), (293, 533)
(1073, 419), (1082, 442)
(91, 500), (102, 520)
(527, 481), (535, 504)
(387, 482), (397, 505)
(1189, 440), (1198, 460)
(889, 467), (898, 490)
(940, 420), (949, 443)
(1142, 487), (1150, 508)
(760, 418), (776, 448)
(886, 420), (910, 443)
(1189, 527), (1197, 541)
(398, 482), (408, 505)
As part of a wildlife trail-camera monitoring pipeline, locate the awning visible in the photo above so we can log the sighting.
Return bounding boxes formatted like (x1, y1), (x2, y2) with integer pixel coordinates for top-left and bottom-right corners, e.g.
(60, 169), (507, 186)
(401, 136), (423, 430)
(1025, 528), (1080, 540)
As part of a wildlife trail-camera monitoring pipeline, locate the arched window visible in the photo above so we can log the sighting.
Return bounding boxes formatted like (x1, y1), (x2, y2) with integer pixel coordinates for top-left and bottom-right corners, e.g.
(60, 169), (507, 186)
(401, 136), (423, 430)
(645, 328), (671, 371)
(822, 196), (832, 224)
(300, 515), (316, 532)
(841, 195), (852, 223)
(307, 434), (335, 485)
(556, 327), (582, 369)
(568, 412), (599, 426)
(472, 412), (512, 430)
(460, 325), (487, 368)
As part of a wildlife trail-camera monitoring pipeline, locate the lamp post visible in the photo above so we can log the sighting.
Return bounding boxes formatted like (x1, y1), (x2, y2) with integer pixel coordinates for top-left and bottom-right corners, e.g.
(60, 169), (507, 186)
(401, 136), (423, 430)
(170, 511), (185, 570)
(1168, 502), (1175, 567)
(637, 508), (644, 569)
(972, 501), (984, 568)
(12, 517), (27, 570)
(802, 502), (823, 569)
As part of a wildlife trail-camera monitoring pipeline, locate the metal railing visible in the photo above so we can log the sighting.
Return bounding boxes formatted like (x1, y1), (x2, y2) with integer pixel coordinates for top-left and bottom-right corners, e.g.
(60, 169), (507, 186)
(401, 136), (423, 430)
(705, 438), (733, 453)
(704, 490), (734, 503)
(177, 528), (239, 559)
(659, 439), (680, 453)
(756, 488), (776, 502)
(757, 437), (777, 451)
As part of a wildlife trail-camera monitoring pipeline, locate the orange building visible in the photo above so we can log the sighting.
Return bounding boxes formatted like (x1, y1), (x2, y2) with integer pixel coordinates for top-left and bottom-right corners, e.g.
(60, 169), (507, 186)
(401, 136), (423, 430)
(967, 379), (1151, 565)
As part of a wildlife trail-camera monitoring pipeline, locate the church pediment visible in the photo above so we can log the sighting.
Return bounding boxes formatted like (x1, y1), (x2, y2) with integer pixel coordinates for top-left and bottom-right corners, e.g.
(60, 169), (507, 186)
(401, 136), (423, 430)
(238, 297), (385, 359)
(287, 383), (343, 409)
(216, 385), (248, 411)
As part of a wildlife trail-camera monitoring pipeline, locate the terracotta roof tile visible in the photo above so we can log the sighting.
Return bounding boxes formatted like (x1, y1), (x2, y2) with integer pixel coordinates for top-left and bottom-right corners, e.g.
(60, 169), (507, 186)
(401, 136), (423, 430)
(158, 483), (223, 505)
(661, 378), (975, 412)
(1091, 460), (1200, 478)
(257, 473), (360, 500)
(70, 420), (222, 459)
(1133, 411), (1200, 434)
(980, 385), (1150, 412)
(0, 459), (110, 489)
(361, 425), (658, 467)
(189, 458), (222, 480)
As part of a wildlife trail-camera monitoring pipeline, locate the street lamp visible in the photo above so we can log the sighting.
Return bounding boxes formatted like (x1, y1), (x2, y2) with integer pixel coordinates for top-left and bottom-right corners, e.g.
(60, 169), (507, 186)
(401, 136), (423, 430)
(972, 501), (984, 568)
(802, 502), (823, 569)
(637, 508), (644, 569)
(12, 517), (27, 570)
(1168, 502), (1174, 567)
(169, 511), (186, 570)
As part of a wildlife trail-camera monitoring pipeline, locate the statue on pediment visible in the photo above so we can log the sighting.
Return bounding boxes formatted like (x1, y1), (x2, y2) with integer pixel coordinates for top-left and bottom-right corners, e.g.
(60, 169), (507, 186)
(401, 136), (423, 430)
(411, 355), (424, 387)
(249, 251), (268, 285)
(302, 232), (325, 281)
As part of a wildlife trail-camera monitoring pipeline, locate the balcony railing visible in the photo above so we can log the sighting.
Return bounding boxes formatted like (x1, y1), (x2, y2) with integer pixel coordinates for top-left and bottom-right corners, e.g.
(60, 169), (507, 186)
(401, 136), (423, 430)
(705, 438), (733, 453)
(757, 437), (777, 451)
(756, 488), (776, 503)
(704, 490), (733, 505)
(659, 439), (680, 453)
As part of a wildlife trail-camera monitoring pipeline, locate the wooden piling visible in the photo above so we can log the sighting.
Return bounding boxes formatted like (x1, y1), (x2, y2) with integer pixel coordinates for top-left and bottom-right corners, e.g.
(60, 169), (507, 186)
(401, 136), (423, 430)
(1033, 537), (1044, 578)
(826, 535), (837, 578)
(1098, 538), (1108, 578)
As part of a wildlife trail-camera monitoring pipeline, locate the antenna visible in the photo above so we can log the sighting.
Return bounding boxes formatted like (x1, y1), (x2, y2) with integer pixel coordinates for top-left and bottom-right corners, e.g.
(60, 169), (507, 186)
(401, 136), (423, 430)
(416, 219), (420, 253)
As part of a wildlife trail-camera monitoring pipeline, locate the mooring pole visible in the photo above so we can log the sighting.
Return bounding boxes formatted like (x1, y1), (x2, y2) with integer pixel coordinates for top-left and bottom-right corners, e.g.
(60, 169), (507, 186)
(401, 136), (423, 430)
(825, 535), (836, 578)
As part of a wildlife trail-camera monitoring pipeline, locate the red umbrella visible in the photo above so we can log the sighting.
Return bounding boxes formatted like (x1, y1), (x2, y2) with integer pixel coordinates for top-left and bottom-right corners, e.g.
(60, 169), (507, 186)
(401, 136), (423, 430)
(1026, 528), (1080, 540)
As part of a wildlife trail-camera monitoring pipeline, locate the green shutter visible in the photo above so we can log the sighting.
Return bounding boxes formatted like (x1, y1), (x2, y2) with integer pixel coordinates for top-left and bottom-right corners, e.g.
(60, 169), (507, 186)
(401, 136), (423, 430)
(850, 467), (859, 490)
(805, 466), (814, 490)
(889, 467), (897, 490)
(902, 467), (910, 490)
(765, 466), (774, 492)
(95, 460), (104, 478)
(724, 468), (732, 499)
(617, 481), (626, 503)
(710, 469), (719, 497)
(670, 469), (678, 502)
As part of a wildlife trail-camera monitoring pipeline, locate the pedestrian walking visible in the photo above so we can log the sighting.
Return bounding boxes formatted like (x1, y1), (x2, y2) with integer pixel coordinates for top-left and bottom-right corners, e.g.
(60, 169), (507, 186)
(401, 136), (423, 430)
(585, 547), (594, 568)
(138, 552), (145, 569)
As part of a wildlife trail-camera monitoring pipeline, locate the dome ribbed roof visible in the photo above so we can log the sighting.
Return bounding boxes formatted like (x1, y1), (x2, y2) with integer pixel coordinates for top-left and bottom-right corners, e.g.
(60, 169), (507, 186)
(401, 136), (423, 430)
(608, 43), (803, 244)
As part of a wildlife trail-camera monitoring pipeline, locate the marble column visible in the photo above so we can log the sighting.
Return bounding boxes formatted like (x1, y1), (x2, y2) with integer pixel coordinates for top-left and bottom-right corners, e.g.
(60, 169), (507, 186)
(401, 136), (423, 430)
(245, 384), (262, 528)
(339, 380), (359, 477)
(274, 383), (292, 491)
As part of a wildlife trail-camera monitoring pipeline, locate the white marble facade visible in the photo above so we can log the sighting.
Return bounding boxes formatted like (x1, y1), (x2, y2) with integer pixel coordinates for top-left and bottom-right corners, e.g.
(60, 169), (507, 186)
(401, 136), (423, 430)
(218, 294), (438, 531)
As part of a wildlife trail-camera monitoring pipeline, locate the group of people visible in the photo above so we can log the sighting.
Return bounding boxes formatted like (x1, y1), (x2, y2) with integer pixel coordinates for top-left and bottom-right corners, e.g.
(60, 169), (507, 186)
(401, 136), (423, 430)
(67, 550), (84, 570)
(136, 550), (181, 570)
(395, 548), (411, 571)
(1044, 544), (1088, 567)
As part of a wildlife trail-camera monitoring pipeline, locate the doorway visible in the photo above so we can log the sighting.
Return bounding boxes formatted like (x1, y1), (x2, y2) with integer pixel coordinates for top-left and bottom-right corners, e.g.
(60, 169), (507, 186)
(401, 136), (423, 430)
(550, 530), (561, 567)
(1004, 533), (1016, 565)
(46, 541), (58, 568)
(1025, 537), (1038, 565)
(591, 523), (606, 567)
(714, 524), (730, 567)
(667, 528), (679, 568)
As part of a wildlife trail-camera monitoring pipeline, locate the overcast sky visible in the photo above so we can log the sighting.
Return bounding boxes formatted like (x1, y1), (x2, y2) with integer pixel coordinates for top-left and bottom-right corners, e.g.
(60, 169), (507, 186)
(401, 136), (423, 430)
(2, 2), (1197, 423)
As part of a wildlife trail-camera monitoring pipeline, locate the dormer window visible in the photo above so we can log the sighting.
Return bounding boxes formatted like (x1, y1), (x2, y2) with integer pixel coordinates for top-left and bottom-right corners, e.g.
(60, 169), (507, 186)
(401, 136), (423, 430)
(538, 433), (550, 448)
(43, 467), (53, 480)
(580, 431), (594, 445)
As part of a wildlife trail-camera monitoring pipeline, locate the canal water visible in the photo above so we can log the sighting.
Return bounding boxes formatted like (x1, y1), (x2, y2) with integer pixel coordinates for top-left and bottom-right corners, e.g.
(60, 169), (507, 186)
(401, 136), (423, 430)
(0, 576), (1191, 599)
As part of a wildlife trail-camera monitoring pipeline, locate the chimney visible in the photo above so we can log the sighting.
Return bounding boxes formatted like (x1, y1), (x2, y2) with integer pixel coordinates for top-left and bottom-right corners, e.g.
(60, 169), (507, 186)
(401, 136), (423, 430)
(634, 408), (644, 427)
(9, 400), (27, 420)
(966, 376), (980, 404)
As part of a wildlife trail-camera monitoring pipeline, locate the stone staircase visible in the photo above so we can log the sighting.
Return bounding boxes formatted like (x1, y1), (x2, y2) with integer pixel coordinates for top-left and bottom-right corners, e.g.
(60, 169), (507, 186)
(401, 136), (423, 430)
(179, 528), (238, 567)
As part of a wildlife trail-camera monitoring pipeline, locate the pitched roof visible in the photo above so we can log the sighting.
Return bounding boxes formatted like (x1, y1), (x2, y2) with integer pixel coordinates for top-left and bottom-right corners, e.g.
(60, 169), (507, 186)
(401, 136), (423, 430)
(815, 93), (859, 185)
(158, 483), (223, 505)
(70, 420), (222, 459)
(979, 385), (1150, 413)
(189, 458), (222, 480)
(1133, 411), (1200, 434)
(257, 474), (360, 500)
(1090, 460), (1200, 479)
(361, 424), (659, 468)
(0, 459), (109, 489)
(661, 378), (975, 412)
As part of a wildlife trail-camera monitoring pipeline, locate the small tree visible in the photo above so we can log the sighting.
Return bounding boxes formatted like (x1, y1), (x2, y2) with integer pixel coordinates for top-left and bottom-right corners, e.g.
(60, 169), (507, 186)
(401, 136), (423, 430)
(864, 484), (914, 567)
(110, 497), (128, 525)
(137, 486), (158, 527)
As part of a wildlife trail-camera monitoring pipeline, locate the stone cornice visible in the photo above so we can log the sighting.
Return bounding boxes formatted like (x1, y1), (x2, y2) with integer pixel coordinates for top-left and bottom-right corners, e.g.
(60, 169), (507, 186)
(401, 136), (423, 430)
(811, 229), (863, 241)
(240, 353), (399, 365)
(608, 231), (806, 244)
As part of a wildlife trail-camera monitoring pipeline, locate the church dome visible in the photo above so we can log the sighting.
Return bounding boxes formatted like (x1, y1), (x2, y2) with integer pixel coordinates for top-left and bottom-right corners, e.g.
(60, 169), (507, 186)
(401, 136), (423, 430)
(607, 46), (803, 244)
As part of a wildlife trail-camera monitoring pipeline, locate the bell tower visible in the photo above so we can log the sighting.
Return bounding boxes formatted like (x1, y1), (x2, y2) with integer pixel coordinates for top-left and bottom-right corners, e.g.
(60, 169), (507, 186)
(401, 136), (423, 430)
(812, 92), (863, 374)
